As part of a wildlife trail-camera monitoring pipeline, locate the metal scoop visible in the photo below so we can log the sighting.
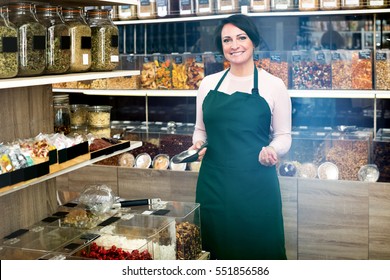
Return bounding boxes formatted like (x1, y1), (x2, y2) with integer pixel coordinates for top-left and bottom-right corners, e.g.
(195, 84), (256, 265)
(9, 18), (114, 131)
(171, 142), (208, 164)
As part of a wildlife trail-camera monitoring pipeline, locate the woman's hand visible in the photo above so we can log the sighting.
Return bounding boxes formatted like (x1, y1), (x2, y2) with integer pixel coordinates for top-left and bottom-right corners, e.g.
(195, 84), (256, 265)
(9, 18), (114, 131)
(259, 146), (278, 166)
(190, 140), (207, 161)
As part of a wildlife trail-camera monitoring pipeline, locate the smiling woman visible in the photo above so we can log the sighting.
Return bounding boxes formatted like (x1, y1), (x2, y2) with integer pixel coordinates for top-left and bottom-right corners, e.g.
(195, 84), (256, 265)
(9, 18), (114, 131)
(190, 14), (292, 260)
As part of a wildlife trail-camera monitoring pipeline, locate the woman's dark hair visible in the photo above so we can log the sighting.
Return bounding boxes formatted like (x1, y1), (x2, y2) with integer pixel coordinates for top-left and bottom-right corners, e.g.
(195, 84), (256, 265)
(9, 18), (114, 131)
(215, 14), (260, 53)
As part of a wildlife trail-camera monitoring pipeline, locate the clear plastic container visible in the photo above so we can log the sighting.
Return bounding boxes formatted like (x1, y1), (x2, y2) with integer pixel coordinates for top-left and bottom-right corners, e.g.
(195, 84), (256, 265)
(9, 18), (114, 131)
(375, 50), (390, 90)
(204, 52), (224, 76)
(118, 5), (138, 20)
(351, 50), (372, 90)
(87, 105), (112, 128)
(172, 53), (190, 89)
(291, 50), (332, 90)
(195, 0), (215, 15)
(156, 0), (180, 17)
(251, 0), (271, 12)
(62, 7), (91, 73)
(129, 201), (202, 260)
(215, 0), (240, 14)
(268, 52), (288, 88)
(7, 2), (46, 77)
(70, 104), (89, 126)
(36, 5), (71, 74)
(0, 6), (18, 79)
(299, 0), (319, 10)
(366, 0), (388, 8)
(341, 0), (364, 9)
(325, 131), (371, 181)
(331, 50), (352, 90)
(138, 0), (157, 19)
(320, 0), (341, 10)
(179, 0), (195, 16)
(141, 54), (157, 89)
(373, 129), (390, 182)
(185, 53), (205, 90)
(154, 53), (172, 89)
(87, 9), (119, 71)
(271, 0), (296, 10)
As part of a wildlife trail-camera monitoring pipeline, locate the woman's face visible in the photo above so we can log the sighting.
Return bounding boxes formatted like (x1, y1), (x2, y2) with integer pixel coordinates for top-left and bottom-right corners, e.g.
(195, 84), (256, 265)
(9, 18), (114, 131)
(221, 23), (255, 66)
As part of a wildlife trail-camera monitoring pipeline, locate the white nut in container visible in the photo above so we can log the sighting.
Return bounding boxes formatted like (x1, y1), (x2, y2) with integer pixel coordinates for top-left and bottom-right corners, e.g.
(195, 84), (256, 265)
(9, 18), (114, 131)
(135, 153), (152, 169)
(169, 158), (187, 171)
(88, 105), (112, 127)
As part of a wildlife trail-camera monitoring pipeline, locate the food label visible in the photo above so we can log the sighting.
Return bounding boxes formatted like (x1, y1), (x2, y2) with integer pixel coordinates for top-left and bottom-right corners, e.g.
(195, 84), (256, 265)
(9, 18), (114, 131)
(1, 37), (17, 53)
(195, 54), (203, 63)
(359, 50), (371, 60)
(110, 55), (119, 62)
(199, 0), (210, 4)
(33, 36), (45, 50)
(332, 52), (341, 60)
(81, 36), (92, 49)
(316, 52), (326, 62)
(140, 0), (151, 6)
(376, 52), (387, 60)
(82, 54), (89, 65)
(111, 35), (119, 48)
(60, 36), (71, 50)
(292, 54), (301, 62)
(271, 54), (282, 63)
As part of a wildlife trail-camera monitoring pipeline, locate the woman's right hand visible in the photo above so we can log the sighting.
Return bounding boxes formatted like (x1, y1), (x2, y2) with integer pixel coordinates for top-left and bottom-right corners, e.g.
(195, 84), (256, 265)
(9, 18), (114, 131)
(190, 140), (207, 161)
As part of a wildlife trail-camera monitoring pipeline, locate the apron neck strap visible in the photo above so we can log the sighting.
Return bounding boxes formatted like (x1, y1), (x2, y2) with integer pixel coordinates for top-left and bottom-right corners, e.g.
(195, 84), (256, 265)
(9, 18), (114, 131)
(214, 65), (259, 94)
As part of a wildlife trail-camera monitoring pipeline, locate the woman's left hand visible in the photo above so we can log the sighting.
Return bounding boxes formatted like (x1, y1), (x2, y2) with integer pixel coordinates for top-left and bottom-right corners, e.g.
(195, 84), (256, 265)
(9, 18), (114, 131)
(259, 146), (278, 166)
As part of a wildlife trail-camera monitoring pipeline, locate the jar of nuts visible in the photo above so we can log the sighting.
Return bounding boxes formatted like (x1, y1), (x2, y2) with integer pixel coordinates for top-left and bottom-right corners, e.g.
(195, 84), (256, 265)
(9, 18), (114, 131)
(70, 104), (89, 126)
(87, 105), (112, 137)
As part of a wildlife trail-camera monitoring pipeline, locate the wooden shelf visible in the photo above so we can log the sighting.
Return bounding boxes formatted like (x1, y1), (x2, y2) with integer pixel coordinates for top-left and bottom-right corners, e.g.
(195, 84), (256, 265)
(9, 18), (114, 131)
(114, 9), (390, 25)
(52, 88), (390, 99)
(0, 141), (142, 197)
(0, 71), (140, 90)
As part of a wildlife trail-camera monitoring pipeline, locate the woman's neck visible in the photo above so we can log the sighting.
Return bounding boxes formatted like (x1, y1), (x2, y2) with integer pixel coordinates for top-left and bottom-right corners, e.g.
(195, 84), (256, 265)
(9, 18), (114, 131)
(229, 60), (255, 77)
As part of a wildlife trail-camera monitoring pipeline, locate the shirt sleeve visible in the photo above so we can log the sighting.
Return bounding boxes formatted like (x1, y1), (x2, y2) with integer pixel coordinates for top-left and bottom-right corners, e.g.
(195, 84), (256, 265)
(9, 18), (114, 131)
(267, 78), (292, 157)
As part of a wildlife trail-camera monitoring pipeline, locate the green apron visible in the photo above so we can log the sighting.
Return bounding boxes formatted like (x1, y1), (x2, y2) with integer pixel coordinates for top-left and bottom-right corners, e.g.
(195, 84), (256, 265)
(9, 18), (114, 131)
(196, 67), (286, 260)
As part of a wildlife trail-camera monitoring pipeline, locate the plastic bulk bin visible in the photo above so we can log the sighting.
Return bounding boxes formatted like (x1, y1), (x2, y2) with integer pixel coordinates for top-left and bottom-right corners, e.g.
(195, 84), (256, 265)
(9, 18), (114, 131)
(185, 53), (204, 90)
(251, 0), (271, 12)
(375, 50), (390, 90)
(204, 52), (224, 76)
(140, 54), (157, 89)
(0, 246), (48, 260)
(129, 201), (202, 260)
(351, 50), (373, 90)
(172, 53), (190, 89)
(154, 53), (172, 89)
(324, 130), (371, 181)
(96, 214), (176, 260)
(373, 128), (390, 182)
(268, 52), (288, 88)
(331, 50), (352, 90)
(254, 51), (270, 71)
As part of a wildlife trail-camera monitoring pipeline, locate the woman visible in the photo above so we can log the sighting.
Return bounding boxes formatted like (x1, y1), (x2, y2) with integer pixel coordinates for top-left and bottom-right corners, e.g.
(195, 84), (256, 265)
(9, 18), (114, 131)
(191, 14), (292, 260)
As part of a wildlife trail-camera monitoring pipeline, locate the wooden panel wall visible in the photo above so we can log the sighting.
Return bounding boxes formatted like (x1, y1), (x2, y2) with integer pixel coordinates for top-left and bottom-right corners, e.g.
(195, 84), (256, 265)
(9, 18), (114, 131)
(0, 86), (56, 239)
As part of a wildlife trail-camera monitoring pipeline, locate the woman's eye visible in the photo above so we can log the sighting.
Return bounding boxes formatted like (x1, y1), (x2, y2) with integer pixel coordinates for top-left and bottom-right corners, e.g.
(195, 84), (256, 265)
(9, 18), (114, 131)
(238, 36), (247, 41)
(223, 38), (231, 44)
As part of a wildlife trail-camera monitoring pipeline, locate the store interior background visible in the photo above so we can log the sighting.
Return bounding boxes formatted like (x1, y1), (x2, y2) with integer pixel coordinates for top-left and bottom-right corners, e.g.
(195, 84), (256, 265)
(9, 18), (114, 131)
(69, 14), (390, 130)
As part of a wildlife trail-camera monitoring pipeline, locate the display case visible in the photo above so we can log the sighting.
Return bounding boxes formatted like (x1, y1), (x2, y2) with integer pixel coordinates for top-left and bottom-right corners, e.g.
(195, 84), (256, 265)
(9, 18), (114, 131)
(129, 201), (202, 260)
(373, 128), (390, 182)
(95, 214), (176, 260)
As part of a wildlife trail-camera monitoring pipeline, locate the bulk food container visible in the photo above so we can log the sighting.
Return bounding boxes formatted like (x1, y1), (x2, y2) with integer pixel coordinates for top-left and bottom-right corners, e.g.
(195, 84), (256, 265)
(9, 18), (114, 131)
(93, 214), (177, 260)
(375, 50), (390, 90)
(324, 130), (371, 181)
(62, 7), (92, 73)
(215, 0), (240, 14)
(172, 53), (190, 89)
(331, 50), (352, 90)
(291, 50), (331, 90)
(137, 0), (157, 19)
(341, 0), (364, 9)
(129, 201), (202, 260)
(319, 0), (340, 10)
(36, 5), (71, 74)
(351, 50), (372, 90)
(7, 2), (46, 77)
(87, 9), (119, 71)
(373, 128), (390, 182)
(195, 0), (215, 15)
(179, 0), (195, 16)
(185, 53), (205, 89)
(251, 0), (271, 12)
(154, 53), (172, 89)
(269, 52), (288, 88)
(299, 0), (319, 11)
(141, 54), (157, 89)
(0, 6), (18, 79)
(254, 51), (270, 71)
(156, 0), (180, 18)
(204, 52), (224, 76)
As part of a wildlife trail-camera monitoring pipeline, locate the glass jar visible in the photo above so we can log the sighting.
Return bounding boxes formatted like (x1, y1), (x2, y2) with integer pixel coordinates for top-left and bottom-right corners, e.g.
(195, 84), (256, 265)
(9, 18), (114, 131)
(118, 5), (138, 20)
(320, 0), (341, 10)
(156, 0), (180, 18)
(70, 104), (89, 126)
(180, 0), (195, 16)
(0, 6), (18, 79)
(87, 105), (112, 128)
(86, 9), (119, 71)
(36, 5), (71, 74)
(215, 0), (240, 14)
(366, 0), (388, 8)
(299, 0), (319, 10)
(53, 94), (71, 135)
(195, 0), (215, 15)
(62, 7), (91, 73)
(7, 2), (46, 77)
(251, 0), (271, 12)
(270, 0), (296, 10)
(137, 0), (157, 19)
(341, 0), (363, 9)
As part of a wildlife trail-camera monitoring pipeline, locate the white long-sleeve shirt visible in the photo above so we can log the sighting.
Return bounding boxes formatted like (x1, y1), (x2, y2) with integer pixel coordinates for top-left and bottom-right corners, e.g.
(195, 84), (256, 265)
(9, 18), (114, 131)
(193, 68), (292, 157)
